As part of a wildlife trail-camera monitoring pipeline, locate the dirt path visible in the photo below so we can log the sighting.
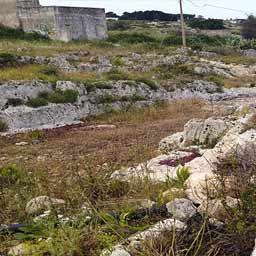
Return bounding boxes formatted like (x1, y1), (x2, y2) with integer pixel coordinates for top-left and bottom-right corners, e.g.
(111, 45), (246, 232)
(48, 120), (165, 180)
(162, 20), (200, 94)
(0, 100), (211, 177)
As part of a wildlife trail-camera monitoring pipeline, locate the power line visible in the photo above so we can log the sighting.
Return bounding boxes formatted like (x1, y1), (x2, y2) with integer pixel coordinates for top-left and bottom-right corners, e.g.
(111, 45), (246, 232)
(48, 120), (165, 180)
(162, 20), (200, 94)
(185, 0), (250, 14)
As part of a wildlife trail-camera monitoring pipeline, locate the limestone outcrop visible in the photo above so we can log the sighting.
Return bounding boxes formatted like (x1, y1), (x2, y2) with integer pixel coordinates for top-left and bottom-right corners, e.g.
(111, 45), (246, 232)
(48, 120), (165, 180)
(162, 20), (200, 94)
(111, 104), (256, 221)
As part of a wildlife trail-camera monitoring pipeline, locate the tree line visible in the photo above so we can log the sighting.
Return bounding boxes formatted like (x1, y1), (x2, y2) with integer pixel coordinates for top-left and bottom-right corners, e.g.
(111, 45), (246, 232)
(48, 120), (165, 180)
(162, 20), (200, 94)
(107, 11), (195, 21)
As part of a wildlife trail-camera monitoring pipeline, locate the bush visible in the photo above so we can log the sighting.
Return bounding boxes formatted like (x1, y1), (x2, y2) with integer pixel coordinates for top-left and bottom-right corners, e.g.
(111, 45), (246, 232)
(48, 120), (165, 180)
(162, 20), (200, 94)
(105, 69), (131, 80)
(107, 20), (130, 31)
(0, 24), (48, 41)
(0, 165), (25, 186)
(47, 89), (78, 104)
(162, 34), (226, 49)
(188, 18), (225, 30)
(39, 66), (58, 76)
(135, 77), (158, 90)
(7, 98), (24, 107)
(83, 80), (112, 92)
(0, 119), (8, 132)
(26, 97), (48, 108)
(26, 89), (79, 107)
(111, 57), (125, 66)
(242, 15), (256, 40)
(108, 32), (158, 44)
(0, 53), (17, 68)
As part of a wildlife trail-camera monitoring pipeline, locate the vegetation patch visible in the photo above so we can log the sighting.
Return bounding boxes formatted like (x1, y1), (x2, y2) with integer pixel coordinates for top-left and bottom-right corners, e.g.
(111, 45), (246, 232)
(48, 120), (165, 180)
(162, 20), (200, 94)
(0, 119), (8, 132)
(0, 25), (49, 41)
(84, 79), (112, 92)
(0, 53), (17, 68)
(108, 32), (158, 44)
(98, 94), (147, 104)
(26, 89), (79, 108)
(224, 76), (256, 89)
(7, 98), (24, 107)
(188, 18), (225, 30)
(104, 69), (158, 90)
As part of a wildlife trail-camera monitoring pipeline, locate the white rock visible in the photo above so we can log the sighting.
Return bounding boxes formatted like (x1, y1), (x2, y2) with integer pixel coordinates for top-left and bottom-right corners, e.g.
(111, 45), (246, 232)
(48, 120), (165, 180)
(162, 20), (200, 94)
(8, 243), (27, 256)
(198, 196), (240, 220)
(101, 246), (131, 256)
(111, 151), (192, 183)
(185, 128), (256, 204)
(159, 132), (184, 153)
(166, 198), (197, 221)
(183, 118), (228, 147)
(15, 141), (29, 146)
(139, 199), (156, 209)
(251, 239), (256, 256)
(128, 218), (186, 248)
(25, 196), (65, 214)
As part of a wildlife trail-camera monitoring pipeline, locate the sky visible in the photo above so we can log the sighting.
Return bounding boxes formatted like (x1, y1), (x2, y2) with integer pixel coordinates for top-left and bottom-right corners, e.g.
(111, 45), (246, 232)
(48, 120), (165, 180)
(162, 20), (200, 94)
(40, 0), (256, 19)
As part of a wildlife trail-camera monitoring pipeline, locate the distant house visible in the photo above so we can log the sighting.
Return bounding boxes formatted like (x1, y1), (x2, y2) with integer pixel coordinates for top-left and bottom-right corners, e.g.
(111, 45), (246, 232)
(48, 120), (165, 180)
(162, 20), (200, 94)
(230, 19), (246, 25)
(0, 0), (108, 41)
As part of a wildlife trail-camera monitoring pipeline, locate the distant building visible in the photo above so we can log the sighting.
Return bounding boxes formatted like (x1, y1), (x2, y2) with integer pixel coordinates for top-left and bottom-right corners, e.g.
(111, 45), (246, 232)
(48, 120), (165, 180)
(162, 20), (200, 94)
(230, 19), (246, 25)
(0, 0), (108, 41)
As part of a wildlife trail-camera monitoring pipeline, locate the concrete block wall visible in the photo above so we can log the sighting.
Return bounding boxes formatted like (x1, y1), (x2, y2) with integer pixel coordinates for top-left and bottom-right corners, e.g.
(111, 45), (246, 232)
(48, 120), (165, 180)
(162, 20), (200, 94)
(0, 0), (20, 27)
(0, 0), (108, 41)
(54, 7), (108, 41)
(18, 6), (57, 36)
(17, 0), (40, 8)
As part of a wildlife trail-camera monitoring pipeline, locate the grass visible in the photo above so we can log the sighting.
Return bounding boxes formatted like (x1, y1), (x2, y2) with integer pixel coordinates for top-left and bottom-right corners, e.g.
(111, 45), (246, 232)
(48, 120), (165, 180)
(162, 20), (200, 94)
(0, 65), (57, 82)
(223, 76), (256, 88)
(26, 89), (79, 108)
(0, 119), (8, 132)
(0, 52), (17, 67)
(137, 147), (256, 256)
(1, 21), (256, 255)
(219, 55), (256, 65)
(0, 25), (48, 41)
(0, 64), (95, 83)
(104, 69), (158, 89)
(0, 99), (211, 255)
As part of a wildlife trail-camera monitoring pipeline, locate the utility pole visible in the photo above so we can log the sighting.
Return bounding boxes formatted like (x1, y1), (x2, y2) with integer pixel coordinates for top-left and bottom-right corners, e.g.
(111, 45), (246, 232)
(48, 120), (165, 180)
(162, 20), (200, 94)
(179, 0), (186, 47)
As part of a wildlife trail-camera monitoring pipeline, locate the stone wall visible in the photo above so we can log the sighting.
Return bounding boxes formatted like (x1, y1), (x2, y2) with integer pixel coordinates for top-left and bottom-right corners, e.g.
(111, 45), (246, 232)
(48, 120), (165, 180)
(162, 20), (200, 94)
(54, 7), (108, 41)
(18, 6), (57, 36)
(199, 29), (232, 37)
(17, 0), (40, 8)
(0, 0), (108, 41)
(0, 0), (20, 27)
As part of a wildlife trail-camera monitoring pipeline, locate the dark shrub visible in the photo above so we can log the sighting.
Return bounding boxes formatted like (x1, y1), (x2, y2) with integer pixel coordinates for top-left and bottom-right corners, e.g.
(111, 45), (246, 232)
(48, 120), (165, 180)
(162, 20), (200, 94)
(107, 20), (130, 31)
(39, 66), (58, 76)
(26, 97), (48, 108)
(242, 15), (256, 39)
(135, 77), (158, 90)
(83, 80), (112, 92)
(105, 69), (131, 80)
(0, 119), (8, 132)
(108, 32), (158, 44)
(7, 98), (24, 107)
(188, 18), (225, 30)
(0, 24), (48, 41)
(48, 89), (78, 104)
(0, 53), (17, 68)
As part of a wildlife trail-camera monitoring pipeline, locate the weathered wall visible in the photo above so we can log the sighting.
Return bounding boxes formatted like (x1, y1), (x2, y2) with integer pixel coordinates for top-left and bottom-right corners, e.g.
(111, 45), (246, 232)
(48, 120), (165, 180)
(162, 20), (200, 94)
(17, 0), (40, 8)
(18, 6), (57, 36)
(0, 0), (108, 41)
(0, 0), (19, 27)
(199, 29), (232, 37)
(54, 7), (108, 41)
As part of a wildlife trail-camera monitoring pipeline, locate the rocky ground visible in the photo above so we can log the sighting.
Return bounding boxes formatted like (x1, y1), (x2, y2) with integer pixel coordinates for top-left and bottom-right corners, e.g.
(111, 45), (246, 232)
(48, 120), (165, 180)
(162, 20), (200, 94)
(1, 26), (256, 255)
